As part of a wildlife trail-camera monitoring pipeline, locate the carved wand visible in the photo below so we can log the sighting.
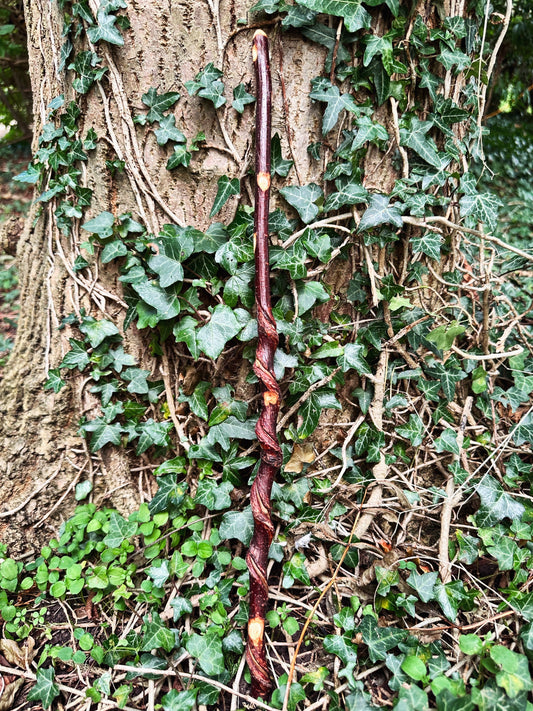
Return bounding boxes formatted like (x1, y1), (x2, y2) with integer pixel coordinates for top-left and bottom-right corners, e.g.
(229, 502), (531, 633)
(246, 29), (282, 699)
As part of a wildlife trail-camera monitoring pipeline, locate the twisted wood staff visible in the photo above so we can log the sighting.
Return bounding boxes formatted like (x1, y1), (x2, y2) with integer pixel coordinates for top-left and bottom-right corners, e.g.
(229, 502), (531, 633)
(246, 29), (282, 699)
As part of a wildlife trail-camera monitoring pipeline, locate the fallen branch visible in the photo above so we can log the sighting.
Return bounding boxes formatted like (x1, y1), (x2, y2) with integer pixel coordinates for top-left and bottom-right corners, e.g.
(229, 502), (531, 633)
(246, 29), (283, 700)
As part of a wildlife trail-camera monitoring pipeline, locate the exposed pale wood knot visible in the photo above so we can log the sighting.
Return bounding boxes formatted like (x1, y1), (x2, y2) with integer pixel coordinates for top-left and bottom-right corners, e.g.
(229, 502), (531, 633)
(257, 172), (270, 191)
(263, 390), (278, 406)
(248, 617), (265, 645)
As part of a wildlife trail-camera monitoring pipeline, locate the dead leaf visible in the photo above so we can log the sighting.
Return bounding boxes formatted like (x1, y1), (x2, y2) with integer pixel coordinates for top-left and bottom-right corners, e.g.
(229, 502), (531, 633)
(0, 677), (24, 711)
(0, 637), (35, 668)
(284, 442), (315, 473)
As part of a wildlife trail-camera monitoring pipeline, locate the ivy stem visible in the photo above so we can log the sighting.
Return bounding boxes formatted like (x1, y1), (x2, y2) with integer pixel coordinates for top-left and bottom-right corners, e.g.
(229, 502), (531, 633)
(246, 29), (282, 700)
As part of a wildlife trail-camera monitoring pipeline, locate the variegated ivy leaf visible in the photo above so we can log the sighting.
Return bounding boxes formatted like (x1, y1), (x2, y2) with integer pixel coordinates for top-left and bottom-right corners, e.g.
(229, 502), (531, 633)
(298, 0), (375, 32)
(459, 191), (502, 232)
(358, 193), (403, 231)
(323, 179), (368, 212)
(411, 231), (442, 260)
(399, 116), (444, 168)
(280, 183), (323, 224)
(87, 7), (124, 46)
(310, 76), (358, 134)
(139, 87), (181, 124)
(154, 114), (186, 146)
(196, 304), (241, 359)
(185, 63), (226, 109)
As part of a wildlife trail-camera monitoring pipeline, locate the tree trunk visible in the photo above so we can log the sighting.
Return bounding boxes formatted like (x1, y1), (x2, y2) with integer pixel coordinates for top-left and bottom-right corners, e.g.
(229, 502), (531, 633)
(0, 0), (325, 552)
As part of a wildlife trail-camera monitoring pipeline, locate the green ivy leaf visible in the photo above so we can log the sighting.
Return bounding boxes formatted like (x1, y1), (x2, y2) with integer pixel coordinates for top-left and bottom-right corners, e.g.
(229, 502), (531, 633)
(186, 632), (225, 676)
(185, 63), (226, 109)
(359, 615), (406, 662)
(283, 552), (311, 587)
(272, 243), (308, 279)
(434, 580), (468, 622)
(101, 239), (128, 263)
(60, 339), (90, 371)
(147, 560), (170, 588)
(401, 655), (427, 681)
(337, 343), (372, 375)
(407, 570), (438, 603)
(400, 116), (444, 168)
(44, 369), (66, 393)
(87, 7), (124, 46)
(459, 192), (502, 232)
(397, 413), (425, 447)
(196, 304), (241, 359)
(82, 210), (115, 238)
(434, 428), (460, 455)
(141, 613), (175, 653)
(173, 316), (199, 359)
(310, 76), (358, 134)
(232, 83), (255, 113)
(425, 362), (466, 401)
(154, 114), (186, 146)
(323, 634), (358, 688)
(161, 689), (198, 711)
(69, 51), (107, 94)
(136, 419), (173, 454)
(149, 475), (187, 514)
(140, 87), (181, 123)
(204, 416), (257, 451)
(90, 380), (120, 407)
(323, 179), (368, 212)
(475, 475), (525, 527)
(358, 193), (403, 231)
(210, 176), (240, 218)
(27, 668), (59, 709)
(350, 115), (389, 149)
(79, 317), (119, 348)
(132, 280), (181, 321)
(82, 418), (123, 452)
(297, 0), (373, 32)
(104, 512), (138, 548)
(147, 227), (195, 287)
(473, 680), (528, 711)
(219, 507), (254, 544)
(195, 479), (233, 510)
(122, 367), (150, 394)
(271, 133), (293, 177)
(166, 143), (192, 170)
(179, 381), (209, 421)
(14, 163), (41, 184)
(280, 183), (323, 224)
(411, 232), (442, 260)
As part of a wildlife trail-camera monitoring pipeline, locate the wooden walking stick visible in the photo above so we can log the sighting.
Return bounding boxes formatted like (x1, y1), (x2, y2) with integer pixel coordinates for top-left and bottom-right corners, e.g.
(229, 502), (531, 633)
(246, 29), (282, 699)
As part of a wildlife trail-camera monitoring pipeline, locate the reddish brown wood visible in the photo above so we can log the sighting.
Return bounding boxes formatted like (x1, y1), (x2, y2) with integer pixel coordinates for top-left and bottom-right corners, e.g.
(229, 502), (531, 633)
(246, 29), (282, 699)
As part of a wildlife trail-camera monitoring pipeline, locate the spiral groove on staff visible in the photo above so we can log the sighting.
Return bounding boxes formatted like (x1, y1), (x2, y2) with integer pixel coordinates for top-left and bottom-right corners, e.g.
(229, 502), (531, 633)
(246, 29), (282, 699)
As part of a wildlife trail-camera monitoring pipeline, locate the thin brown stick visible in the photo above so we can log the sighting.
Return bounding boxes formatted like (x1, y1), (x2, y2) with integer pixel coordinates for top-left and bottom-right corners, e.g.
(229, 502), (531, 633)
(246, 29), (282, 700)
